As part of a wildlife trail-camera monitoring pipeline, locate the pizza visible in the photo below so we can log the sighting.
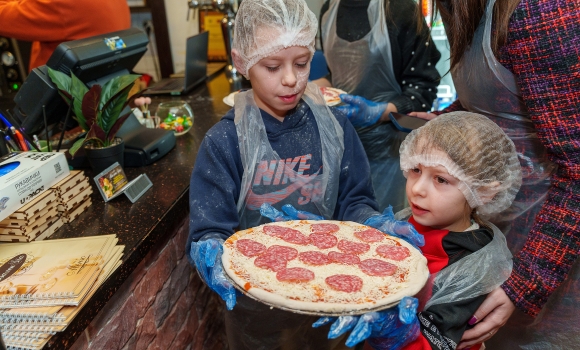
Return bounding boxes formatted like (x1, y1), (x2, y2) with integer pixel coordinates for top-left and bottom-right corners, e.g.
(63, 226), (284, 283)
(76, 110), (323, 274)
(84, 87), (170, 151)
(222, 87), (348, 107)
(319, 87), (347, 106)
(222, 220), (429, 315)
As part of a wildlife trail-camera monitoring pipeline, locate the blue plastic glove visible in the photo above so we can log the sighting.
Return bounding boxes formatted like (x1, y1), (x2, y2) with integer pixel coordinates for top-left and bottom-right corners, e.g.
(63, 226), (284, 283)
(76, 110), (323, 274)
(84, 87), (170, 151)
(364, 206), (425, 248)
(190, 238), (237, 310)
(336, 94), (387, 128)
(313, 297), (420, 349)
(260, 203), (324, 222)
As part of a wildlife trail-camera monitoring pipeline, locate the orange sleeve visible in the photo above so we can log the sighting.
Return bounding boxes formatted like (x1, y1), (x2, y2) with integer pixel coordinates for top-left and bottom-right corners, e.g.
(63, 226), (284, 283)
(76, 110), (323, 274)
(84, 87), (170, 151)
(0, 0), (130, 69)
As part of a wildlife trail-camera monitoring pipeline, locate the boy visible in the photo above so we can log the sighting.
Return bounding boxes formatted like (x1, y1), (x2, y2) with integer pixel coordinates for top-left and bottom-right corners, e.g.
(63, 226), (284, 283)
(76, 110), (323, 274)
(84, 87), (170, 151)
(186, 0), (416, 348)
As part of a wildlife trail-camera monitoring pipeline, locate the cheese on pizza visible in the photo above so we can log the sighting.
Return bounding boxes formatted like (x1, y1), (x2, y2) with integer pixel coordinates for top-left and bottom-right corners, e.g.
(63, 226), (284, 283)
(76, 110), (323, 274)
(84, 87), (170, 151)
(222, 220), (429, 315)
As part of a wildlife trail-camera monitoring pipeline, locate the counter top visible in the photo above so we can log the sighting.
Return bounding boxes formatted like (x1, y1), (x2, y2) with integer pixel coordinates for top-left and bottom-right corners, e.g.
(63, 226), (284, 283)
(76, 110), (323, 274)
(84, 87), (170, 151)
(44, 70), (244, 349)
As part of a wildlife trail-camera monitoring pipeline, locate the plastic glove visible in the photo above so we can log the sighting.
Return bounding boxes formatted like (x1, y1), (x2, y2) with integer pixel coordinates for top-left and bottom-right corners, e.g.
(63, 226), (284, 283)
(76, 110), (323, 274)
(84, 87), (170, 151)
(313, 297), (420, 349)
(190, 237), (237, 310)
(364, 206), (425, 248)
(260, 203), (324, 222)
(336, 94), (387, 128)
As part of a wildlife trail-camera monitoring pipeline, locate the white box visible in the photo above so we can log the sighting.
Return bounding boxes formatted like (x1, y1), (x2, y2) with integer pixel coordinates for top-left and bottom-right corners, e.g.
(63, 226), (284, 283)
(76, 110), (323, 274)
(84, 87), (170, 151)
(0, 152), (70, 222)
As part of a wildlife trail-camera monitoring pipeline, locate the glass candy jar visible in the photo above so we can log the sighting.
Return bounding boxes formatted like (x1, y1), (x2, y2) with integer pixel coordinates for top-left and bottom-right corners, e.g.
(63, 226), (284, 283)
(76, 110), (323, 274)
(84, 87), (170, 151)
(156, 101), (194, 136)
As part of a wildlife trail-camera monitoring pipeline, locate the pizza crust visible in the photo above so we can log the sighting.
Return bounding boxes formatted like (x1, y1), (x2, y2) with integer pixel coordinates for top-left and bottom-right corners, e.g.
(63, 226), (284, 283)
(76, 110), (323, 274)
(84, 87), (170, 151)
(222, 220), (429, 315)
(222, 87), (348, 107)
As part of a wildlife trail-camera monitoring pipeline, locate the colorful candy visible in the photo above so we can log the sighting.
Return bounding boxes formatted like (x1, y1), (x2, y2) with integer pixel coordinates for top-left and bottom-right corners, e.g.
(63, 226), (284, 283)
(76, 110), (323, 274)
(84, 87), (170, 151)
(160, 114), (193, 134)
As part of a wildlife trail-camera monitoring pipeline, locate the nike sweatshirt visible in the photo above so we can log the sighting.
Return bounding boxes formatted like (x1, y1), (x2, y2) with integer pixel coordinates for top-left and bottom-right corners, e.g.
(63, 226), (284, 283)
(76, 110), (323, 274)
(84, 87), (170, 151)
(187, 100), (379, 254)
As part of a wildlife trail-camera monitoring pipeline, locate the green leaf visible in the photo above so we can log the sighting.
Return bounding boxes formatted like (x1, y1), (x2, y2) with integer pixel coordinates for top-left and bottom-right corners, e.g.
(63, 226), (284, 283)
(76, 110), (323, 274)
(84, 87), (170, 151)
(100, 74), (140, 109)
(81, 85), (102, 129)
(68, 137), (86, 157)
(106, 111), (132, 143)
(100, 82), (135, 134)
(70, 74), (88, 125)
(47, 68), (72, 93)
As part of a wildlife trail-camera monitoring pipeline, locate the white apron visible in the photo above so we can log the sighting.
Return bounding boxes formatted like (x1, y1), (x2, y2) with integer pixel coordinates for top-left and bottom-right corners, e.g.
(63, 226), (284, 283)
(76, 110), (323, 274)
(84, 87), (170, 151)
(321, 0), (407, 213)
(224, 83), (346, 349)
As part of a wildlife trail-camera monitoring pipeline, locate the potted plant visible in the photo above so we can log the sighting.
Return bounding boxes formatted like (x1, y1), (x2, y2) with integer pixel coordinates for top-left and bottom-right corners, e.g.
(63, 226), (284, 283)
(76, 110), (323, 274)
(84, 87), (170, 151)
(47, 67), (140, 173)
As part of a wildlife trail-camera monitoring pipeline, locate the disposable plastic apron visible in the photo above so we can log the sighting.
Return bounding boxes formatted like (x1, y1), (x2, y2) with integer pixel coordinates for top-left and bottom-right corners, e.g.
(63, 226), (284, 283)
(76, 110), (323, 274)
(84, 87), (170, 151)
(451, 0), (577, 348)
(321, 0), (407, 213)
(224, 83), (345, 350)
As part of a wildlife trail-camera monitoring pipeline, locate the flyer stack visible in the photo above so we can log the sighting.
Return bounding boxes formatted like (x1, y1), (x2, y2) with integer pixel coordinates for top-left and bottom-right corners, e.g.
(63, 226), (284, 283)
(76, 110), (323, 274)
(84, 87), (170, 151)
(0, 235), (124, 350)
(51, 170), (93, 224)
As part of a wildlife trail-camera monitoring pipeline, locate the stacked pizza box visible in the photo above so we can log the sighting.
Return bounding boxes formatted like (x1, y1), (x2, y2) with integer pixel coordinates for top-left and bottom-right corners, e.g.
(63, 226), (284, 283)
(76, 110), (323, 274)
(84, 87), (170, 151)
(51, 170), (93, 224)
(0, 189), (63, 243)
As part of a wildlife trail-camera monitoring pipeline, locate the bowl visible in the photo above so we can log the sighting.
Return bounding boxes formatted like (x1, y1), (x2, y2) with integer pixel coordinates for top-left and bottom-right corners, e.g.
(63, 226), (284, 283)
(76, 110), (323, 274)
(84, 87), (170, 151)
(155, 101), (194, 136)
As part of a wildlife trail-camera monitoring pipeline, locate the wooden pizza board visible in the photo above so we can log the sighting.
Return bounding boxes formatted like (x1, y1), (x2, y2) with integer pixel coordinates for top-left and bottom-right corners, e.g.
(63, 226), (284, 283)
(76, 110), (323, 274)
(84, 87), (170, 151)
(0, 216), (63, 242)
(51, 170), (86, 195)
(0, 199), (58, 229)
(61, 199), (93, 224)
(58, 178), (91, 203)
(0, 204), (59, 236)
(57, 186), (93, 213)
(0, 190), (58, 223)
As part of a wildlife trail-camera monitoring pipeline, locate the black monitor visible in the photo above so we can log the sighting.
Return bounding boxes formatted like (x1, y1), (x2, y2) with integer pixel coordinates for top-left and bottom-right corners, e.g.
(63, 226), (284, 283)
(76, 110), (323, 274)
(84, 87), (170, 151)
(11, 28), (149, 135)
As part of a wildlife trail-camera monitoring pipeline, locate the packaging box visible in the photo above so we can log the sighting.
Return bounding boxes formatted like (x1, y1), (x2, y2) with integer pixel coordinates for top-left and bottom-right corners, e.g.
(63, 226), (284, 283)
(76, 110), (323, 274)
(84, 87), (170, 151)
(0, 152), (70, 222)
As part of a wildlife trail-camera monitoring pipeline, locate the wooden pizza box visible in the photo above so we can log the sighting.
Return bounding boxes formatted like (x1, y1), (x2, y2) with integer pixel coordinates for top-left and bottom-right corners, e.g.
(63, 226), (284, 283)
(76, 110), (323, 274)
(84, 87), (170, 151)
(0, 189), (58, 223)
(61, 199), (92, 224)
(0, 205), (59, 236)
(58, 178), (91, 203)
(32, 218), (64, 241)
(0, 216), (63, 243)
(0, 199), (58, 228)
(50, 170), (86, 195)
(57, 186), (93, 213)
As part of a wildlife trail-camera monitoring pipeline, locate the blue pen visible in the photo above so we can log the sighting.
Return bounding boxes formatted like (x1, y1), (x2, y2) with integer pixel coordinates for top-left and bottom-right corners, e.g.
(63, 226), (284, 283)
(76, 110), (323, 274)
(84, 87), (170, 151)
(0, 112), (12, 128)
(4, 135), (19, 151)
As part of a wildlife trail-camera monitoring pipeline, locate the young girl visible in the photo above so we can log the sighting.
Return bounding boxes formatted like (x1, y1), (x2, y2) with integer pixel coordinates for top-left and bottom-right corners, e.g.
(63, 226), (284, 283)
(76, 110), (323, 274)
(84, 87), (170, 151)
(325, 111), (522, 350)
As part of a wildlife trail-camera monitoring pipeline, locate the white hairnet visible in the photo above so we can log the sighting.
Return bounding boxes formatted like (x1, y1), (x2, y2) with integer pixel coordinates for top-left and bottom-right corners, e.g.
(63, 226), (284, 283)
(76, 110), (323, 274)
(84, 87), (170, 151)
(400, 112), (522, 218)
(232, 0), (317, 76)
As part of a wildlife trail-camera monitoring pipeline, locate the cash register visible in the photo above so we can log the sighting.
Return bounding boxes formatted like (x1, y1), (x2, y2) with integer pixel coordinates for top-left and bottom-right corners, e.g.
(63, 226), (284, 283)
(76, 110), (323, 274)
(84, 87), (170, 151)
(9, 28), (176, 167)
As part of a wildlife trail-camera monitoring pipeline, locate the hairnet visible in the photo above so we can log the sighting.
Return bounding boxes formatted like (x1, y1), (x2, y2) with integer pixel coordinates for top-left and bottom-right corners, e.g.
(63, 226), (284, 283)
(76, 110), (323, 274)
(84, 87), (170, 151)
(400, 111), (522, 218)
(232, 0), (317, 76)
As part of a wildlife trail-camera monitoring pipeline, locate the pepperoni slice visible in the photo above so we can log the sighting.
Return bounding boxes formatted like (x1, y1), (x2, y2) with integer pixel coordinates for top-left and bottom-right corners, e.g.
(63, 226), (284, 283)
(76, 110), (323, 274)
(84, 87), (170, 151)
(325, 274), (363, 293)
(337, 240), (370, 255)
(263, 225), (309, 245)
(354, 228), (385, 243)
(276, 267), (315, 282)
(311, 223), (340, 234)
(266, 245), (299, 261)
(328, 251), (361, 265)
(309, 233), (338, 249)
(359, 259), (397, 276)
(376, 245), (411, 261)
(282, 230), (310, 245)
(254, 254), (288, 272)
(235, 239), (267, 257)
(299, 251), (330, 266)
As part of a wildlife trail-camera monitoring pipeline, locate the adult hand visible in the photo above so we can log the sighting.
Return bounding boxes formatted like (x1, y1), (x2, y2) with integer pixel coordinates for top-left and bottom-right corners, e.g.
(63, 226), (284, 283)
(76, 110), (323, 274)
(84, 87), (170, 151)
(408, 111), (437, 121)
(190, 237), (237, 310)
(364, 206), (425, 248)
(313, 297), (420, 349)
(260, 203), (324, 222)
(457, 287), (516, 349)
(337, 94), (387, 128)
